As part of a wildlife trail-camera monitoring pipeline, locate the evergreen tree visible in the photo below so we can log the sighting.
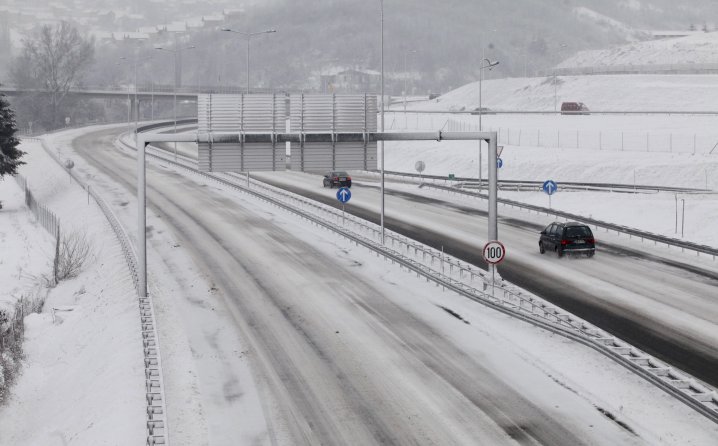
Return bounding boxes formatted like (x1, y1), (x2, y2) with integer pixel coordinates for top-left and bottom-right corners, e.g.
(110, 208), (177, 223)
(0, 92), (25, 178)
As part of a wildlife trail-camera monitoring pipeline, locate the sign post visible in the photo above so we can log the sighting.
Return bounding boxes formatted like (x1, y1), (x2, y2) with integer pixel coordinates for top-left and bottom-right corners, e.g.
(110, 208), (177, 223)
(542, 179), (558, 209)
(482, 240), (506, 299)
(336, 187), (352, 225)
(415, 160), (425, 183)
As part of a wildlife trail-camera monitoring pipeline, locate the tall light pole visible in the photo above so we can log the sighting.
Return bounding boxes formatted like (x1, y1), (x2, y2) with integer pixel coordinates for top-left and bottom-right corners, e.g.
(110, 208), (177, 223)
(221, 28), (277, 94)
(554, 43), (568, 112)
(380, 0), (386, 244)
(478, 58), (499, 131)
(120, 55), (153, 136)
(155, 44), (195, 160)
(403, 49), (417, 119)
(478, 58), (499, 194)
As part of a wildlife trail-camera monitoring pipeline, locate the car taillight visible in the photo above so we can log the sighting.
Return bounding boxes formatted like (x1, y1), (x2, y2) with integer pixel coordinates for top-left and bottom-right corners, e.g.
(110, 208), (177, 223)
(333, 177), (339, 180)
(347, 176), (351, 181)
(587, 238), (595, 244)
(561, 239), (569, 245)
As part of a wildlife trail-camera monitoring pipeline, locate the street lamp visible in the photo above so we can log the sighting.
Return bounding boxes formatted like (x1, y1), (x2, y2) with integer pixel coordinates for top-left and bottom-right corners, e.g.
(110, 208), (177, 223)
(478, 58), (499, 131)
(553, 43), (568, 112)
(120, 55), (153, 136)
(403, 49), (417, 115)
(478, 57), (498, 194)
(380, 0), (385, 244)
(221, 27), (277, 94)
(155, 44), (195, 160)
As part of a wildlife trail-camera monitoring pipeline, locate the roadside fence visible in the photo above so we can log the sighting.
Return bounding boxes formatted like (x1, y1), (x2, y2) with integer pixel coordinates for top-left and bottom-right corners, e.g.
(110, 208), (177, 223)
(393, 115), (718, 155)
(15, 175), (61, 238)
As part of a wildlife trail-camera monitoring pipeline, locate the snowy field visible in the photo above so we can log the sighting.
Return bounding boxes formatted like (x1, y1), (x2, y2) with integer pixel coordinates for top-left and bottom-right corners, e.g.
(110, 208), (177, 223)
(0, 133), (145, 444)
(376, 71), (718, 248)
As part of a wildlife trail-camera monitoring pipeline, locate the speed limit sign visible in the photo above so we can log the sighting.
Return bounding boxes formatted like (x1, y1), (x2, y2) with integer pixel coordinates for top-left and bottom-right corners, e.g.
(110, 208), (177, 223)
(483, 241), (506, 264)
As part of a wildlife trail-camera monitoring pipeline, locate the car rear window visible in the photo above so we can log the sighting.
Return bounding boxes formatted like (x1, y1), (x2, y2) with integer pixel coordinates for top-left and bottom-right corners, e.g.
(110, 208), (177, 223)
(335, 171), (348, 176)
(564, 226), (592, 238)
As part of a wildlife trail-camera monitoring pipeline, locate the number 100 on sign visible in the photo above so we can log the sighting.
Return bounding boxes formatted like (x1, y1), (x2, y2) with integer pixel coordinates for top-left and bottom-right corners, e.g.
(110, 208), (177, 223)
(483, 241), (506, 265)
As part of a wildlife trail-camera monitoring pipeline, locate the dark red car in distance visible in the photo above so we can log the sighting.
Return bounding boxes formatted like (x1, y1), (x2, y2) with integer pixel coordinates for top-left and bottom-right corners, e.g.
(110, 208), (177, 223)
(560, 102), (590, 115)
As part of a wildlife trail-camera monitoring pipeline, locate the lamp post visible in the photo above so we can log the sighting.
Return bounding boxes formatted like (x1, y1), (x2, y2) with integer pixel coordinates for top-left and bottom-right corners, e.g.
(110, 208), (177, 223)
(155, 44), (195, 160)
(380, 0), (386, 244)
(478, 58), (499, 131)
(403, 49), (417, 123)
(553, 43), (568, 112)
(120, 55), (153, 136)
(221, 27), (277, 94)
(478, 58), (499, 194)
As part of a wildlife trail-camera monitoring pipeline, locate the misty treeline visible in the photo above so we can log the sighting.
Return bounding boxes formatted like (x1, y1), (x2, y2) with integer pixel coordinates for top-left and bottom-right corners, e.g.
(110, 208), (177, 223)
(4, 0), (718, 131)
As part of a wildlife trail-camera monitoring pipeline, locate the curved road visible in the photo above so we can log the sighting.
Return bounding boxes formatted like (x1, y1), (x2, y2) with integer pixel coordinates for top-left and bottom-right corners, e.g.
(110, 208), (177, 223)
(151, 139), (718, 388)
(67, 127), (659, 444)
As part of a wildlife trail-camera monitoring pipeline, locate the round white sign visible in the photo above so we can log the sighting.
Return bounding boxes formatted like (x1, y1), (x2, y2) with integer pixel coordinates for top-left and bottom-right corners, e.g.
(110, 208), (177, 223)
(415, 160), (426, 173)
(483, 240), (506, 264)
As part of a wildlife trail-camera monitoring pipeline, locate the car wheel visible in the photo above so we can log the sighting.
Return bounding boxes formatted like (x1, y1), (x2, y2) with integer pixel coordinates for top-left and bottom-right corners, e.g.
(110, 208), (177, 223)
(586, 251), (595, 258)
(539, 242), (545, 254)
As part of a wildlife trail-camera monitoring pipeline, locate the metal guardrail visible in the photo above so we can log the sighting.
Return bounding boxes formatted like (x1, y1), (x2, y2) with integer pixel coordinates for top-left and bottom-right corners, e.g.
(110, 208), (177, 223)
(120, 128), (718, 423)
(546, 63), (718, 77)
(414, 182), (718, 260)
(35, 137), (169, 446)
(363, 170), (718, 259)
(372, 170), (708, 194)
(387, 109), (718, 116)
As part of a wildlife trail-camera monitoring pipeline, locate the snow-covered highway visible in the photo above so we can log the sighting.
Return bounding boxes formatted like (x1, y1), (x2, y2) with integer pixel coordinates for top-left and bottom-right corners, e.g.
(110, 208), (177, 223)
(41, 125), (713, 444)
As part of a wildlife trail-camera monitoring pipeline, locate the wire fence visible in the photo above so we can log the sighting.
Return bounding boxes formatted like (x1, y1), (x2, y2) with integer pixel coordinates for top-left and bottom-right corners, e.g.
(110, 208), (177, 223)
(391, 115), (718, 155)
(15, 175), (61, 237)
(2, 177), (59, 403)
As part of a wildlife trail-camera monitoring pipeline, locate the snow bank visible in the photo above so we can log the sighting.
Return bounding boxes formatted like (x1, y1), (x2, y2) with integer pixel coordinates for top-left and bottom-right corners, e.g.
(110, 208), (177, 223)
(0, 137), (144, 444)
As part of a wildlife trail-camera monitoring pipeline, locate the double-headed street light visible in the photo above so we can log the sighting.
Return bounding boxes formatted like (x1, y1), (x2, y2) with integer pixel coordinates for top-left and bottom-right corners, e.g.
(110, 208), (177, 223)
(155, 44), (195, 160)
(478, 58), (499, 193)
(119, 55), (153, 135)
(221, 27), (277, 94)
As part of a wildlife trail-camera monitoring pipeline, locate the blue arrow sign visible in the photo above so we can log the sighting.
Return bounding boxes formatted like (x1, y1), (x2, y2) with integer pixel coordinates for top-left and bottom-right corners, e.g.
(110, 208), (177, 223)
(336, 187), (352, 203)
(542, 180), (558, 196)
(497, 158), (503, 168)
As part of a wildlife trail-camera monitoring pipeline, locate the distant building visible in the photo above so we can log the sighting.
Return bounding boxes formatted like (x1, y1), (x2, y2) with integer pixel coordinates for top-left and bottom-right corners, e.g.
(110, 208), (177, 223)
(320, 68), (381, 94)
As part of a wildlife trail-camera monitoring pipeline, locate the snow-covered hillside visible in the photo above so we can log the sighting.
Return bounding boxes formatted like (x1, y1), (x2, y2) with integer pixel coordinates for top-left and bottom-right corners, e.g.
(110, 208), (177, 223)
(408, 74), (718, 112)
(558, 31), (718, 68)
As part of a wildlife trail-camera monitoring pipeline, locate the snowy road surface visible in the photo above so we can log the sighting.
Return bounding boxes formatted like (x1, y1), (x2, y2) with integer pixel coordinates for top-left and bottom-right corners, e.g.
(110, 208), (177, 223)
(63, 127), (718, 445)
(249, 169), (718, 387)
(154, 136), (718, 387)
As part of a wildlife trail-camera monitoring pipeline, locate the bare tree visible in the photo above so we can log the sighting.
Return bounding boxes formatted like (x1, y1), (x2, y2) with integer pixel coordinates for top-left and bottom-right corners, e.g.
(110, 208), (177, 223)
(11, 22), (94, 129)
(55, 230), (93, 283)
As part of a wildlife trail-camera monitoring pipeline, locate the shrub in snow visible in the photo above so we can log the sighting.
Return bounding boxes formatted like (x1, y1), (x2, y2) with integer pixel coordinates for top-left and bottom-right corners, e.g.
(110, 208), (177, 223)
(55, 230), (93, 283)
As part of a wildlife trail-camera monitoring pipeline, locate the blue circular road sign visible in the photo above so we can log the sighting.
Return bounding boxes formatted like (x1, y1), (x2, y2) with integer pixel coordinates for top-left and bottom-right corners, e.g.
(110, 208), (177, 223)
(336, 187), (352, 203)
(542, 180), (558, 196)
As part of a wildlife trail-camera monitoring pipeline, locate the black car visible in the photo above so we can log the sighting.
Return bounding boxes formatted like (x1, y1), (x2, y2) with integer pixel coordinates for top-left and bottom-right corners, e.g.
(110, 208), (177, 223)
(322, 171), (352, 188)
(539, 222), (595, 257)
